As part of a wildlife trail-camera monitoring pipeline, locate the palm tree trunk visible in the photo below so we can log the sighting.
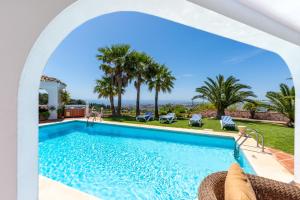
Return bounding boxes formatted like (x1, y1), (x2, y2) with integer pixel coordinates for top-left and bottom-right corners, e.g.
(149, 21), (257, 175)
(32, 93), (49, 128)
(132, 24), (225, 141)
(110, 95), (115, 116)
(110, 74), (116, 116)
(117, 81), (122, 116)
(135, 80), (141, 117)
(250, 110), (255, 119)
(216, 108), (225, 119)
(287, 118), (294, 127)
(154, 89), (159, 118)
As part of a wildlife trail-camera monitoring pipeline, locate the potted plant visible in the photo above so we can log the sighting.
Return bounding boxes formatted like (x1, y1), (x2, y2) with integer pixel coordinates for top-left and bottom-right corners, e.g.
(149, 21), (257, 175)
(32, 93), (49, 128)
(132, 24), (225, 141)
(57, 107), (64, 119)
(39, 106), (50, 121)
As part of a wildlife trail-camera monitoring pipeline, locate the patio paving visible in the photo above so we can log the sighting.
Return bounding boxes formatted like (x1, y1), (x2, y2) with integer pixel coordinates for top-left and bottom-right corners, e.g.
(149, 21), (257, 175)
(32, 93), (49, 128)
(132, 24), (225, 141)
(268, 148), (294, 174)
(39, 176), (100, 200)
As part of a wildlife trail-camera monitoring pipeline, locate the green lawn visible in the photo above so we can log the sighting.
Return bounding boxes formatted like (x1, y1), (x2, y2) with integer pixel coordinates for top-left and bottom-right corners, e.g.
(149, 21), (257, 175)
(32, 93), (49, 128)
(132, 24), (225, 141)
(104, 116), (294, 154)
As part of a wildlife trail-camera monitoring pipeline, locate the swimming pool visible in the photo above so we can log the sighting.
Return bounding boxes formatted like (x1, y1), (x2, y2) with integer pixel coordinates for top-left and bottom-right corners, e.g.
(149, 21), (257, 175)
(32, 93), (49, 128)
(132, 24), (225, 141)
(39, 121), (254, 200)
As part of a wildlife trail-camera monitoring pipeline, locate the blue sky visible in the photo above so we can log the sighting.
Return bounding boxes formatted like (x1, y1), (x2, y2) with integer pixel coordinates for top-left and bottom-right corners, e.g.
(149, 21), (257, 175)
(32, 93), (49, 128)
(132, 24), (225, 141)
(44, 11), (292, 104)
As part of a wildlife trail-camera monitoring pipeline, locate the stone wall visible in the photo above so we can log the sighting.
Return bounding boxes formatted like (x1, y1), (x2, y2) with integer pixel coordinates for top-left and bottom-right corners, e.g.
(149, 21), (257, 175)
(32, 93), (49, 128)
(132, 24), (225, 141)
(200, 110), (289, 122)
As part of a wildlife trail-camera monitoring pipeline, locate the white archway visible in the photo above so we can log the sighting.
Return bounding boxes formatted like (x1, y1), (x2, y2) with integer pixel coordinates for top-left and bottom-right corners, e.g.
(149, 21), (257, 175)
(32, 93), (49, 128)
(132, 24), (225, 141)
(18, 0), (300, 199)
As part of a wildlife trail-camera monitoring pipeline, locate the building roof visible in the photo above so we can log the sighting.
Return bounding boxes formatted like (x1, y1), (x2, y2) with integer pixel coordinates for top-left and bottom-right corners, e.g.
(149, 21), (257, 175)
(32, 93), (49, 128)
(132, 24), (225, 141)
(40, 75), (67, 86)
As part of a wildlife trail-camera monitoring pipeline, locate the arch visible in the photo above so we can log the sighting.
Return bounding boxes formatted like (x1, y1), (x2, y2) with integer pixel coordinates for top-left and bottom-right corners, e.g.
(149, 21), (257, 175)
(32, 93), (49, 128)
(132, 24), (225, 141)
(18, 0), (300, 199)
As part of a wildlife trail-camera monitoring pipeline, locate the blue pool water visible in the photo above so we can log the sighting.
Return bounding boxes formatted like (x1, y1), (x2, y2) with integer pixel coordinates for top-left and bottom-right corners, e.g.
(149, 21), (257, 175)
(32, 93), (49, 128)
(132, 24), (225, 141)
(39, 121), (254, 200)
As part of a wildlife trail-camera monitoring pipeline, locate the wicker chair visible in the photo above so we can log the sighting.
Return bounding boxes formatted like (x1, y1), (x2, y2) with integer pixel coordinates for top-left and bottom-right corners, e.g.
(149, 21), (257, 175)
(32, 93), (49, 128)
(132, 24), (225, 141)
(198, 172), (300, 200)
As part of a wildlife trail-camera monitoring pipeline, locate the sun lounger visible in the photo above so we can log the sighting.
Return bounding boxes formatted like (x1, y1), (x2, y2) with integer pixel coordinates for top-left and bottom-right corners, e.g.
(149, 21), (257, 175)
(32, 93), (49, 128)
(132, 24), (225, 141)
(136, 112), (154, 122)
(159, 113), (176, 123)
(189, 114), (202, 126)
(220, 115), (236, 129)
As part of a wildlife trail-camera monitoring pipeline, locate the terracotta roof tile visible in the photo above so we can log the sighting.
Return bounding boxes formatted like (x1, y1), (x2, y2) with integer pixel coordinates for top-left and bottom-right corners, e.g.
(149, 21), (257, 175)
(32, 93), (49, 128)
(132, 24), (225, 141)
(41, 75), (66, 86)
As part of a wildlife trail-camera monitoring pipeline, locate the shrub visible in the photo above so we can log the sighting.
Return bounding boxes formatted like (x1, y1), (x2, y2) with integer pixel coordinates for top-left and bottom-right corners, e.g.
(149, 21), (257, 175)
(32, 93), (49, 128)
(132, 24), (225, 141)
(159, 104), (188, 119)
(173, 105), (186, 113)
(191, 102), (215, 113)
(39, 111), (50, 121)
(39, 93), (48, 105)
(159, 104), (173, 114)
(159, 110), (168, 115)
(57, 107), (64, 118)
(39, 106), (50, 121)
(175, 112), (185, 119)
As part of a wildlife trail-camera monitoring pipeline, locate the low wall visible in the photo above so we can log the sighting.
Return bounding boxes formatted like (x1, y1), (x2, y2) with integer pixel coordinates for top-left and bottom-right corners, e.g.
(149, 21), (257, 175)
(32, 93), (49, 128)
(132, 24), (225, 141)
(200, 110), (289, 122)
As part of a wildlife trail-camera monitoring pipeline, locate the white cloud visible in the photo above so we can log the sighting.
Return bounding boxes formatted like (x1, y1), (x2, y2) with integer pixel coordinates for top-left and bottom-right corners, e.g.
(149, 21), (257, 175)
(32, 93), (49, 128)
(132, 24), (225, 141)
(223, 49), (265, 64)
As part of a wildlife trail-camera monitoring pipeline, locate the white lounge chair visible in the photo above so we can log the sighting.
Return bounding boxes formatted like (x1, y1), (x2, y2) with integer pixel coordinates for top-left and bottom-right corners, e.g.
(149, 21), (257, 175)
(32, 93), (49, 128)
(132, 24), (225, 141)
(159, 113), (176, 124)
(136, 112), (154, 122)
(189, 114), (202, 126)
(220, 115), (236, 129)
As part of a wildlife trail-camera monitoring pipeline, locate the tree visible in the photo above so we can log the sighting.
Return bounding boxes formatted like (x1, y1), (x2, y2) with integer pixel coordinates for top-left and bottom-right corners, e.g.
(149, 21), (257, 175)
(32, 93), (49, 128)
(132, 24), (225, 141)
(147, 63), (176, 118)
(193, 75), (256, 119)
(97, 44), (132, 116)
(39, 93), (48, 105)
(243, 101), (262, 119)
(60, 89), (71, 106)
(127, 51), (153, 116)
(266, 83), (295, 127)
(94, 76), (118, 116)
(69, 99), (86, 105)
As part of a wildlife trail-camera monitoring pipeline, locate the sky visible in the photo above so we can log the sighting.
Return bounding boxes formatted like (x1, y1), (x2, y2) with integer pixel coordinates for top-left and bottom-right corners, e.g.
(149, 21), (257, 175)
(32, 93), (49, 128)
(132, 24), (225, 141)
(44, 11), (292, 104)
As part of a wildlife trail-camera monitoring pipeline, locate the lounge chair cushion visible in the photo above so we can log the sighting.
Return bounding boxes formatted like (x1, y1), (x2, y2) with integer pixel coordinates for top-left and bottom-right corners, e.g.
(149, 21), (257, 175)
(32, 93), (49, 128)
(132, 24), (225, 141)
(225, 163), (257, 200)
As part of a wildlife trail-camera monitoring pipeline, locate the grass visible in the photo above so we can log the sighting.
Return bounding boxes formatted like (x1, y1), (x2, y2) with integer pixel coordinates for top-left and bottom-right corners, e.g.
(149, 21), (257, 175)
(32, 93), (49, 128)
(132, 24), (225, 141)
(104, 116), (294, 154)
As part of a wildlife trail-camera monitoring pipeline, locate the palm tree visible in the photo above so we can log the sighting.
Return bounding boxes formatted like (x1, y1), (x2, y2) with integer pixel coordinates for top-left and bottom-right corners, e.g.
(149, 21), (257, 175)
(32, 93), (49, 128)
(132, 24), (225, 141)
(94, 76), (117, 116)
(97, 44), (132, 116)
(60, 89), (71, 106)
(243, 101), (262, 119)
(266, 83), (295, 127)
(127, 51), (153, 116)
(193, 75), (256, 119)
(147, 63), (176, 118)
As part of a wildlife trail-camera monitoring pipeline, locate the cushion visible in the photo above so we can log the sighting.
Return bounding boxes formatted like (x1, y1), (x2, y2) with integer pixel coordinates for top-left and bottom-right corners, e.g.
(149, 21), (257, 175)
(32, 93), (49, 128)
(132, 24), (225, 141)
(225, 163), (257, 200)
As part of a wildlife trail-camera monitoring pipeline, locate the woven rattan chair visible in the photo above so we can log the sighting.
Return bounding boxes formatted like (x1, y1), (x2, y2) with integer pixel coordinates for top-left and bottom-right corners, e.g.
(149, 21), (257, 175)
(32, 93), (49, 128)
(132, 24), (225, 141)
(198, 172), (300, 200)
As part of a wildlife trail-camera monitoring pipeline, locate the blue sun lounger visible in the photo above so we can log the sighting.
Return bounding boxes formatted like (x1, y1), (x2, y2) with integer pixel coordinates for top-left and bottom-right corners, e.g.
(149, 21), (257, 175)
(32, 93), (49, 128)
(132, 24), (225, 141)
(136, 112), (154, 122)
(189, 114), (202, 126)
(159, 113), (176, 124)
(220, 116), (236, 129)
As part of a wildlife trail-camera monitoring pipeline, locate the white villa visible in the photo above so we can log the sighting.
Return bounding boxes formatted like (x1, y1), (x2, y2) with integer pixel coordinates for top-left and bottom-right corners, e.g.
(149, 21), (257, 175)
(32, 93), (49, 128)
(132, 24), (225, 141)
(40, 75), (67, 119)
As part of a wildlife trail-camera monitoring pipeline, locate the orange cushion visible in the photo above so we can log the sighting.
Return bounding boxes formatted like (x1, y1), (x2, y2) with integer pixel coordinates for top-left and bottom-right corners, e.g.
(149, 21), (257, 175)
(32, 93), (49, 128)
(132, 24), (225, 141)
(225, 163), (257, 200)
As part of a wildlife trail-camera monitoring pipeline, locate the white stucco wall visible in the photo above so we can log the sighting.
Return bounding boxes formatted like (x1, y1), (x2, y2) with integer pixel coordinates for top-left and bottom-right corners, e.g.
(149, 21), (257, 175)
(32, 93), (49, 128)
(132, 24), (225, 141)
(0, 0), (299, 200)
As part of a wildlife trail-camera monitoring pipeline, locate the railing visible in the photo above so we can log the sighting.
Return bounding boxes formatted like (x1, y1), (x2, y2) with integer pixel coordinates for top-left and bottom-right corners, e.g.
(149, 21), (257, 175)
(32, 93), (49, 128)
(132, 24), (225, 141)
(86, 113), (98, 127)
(234, 128), (264, 158)
(86, 111), (102, 127)
(86, 115), (96, 127)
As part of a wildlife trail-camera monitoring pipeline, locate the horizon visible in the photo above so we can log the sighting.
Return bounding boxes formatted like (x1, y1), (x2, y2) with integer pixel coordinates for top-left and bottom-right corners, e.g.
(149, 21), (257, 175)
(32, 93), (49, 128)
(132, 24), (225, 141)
(43, 11), (293, 103)
(86, 99), (197, 106)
